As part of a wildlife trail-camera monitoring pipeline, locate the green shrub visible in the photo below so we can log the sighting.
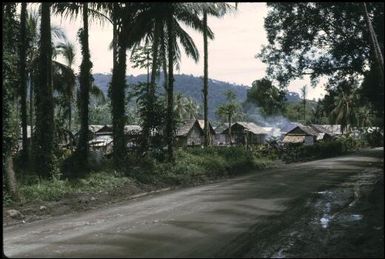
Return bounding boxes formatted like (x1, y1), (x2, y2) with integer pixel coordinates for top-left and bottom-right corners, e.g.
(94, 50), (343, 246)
(281, 137), (361, 163)
(363, 129), (384, 147)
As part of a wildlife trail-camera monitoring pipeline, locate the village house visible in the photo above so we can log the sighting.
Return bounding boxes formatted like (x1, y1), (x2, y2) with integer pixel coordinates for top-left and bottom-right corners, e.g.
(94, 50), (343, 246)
(312, 124), (342, 136)
(88, 124), (142, 154)
(309, 124), (335, 141)
(222, 122), (268, 145)
(17, 125), (32, 152)
(175, 119), (204, 147)
(124, 125), (142, 148)
(197, 120), (216, 145)
(213, 124), (230, 146)
(282, 125), (319, 145)
(89, 134), (113, 154)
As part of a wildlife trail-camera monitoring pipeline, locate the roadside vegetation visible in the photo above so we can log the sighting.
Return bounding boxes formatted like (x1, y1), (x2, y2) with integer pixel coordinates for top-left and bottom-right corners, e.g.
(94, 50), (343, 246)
(5, 146), (274, 207)
(3, 3), (383, 218)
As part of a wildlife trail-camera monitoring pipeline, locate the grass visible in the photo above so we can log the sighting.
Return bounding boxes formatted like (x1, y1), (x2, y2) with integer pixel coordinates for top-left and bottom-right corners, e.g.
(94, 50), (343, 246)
(5, 146), (275, 206)
(16, 171), (133, 203)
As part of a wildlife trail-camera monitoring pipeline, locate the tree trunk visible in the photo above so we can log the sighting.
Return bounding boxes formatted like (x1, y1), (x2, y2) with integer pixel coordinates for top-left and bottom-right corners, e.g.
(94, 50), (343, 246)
(34, 2), (54, 178)
(68, 100), (71, 132)
(111, 21), (127, 168)
(4, 156), (20, 201)
(362, 2), (384, 83)
(76, 3), (92, 171)
(203, 11), (210, 147)
(3, 3), (20, 200)
(19, 2), (28, 164)
(29, 72), (33, 156)
(228, 113), (232, 146)
(160, 29), (168, 92)
(166, 16), (175, 162)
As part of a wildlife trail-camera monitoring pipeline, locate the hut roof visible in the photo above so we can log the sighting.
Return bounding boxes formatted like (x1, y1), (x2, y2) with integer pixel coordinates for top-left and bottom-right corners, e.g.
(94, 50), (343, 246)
(89, 135), (113, 147)
(282, 135), (305, 143)
(96, 124), (113, 134)
(197, 120), (216, 135)
(124, 125), (142, 135)
(176, 119), (202, 137)
(312, 124), (342, 135)
(310, 124), (334, 136)
(230, 122), (268, 135)
(287, 125), (318, 136)
(89, 125), (104, 133)
(214, 124), (228, 134)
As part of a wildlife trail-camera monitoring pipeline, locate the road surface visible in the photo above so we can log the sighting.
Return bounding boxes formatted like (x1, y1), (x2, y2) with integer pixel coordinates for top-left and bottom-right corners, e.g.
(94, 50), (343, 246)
(3, 148), (384, 258)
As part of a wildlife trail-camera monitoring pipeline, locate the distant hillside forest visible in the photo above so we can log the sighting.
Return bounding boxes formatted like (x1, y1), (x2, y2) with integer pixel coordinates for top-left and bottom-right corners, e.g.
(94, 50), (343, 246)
(93, 73), (305, 122)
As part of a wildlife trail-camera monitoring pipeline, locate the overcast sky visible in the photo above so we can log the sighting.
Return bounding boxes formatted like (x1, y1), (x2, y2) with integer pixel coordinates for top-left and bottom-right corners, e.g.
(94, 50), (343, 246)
(50, 3), (326, 100)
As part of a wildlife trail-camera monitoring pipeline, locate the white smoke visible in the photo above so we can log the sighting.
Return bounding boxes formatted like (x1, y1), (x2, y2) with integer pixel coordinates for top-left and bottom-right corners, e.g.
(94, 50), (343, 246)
(243, 102), (297, 140)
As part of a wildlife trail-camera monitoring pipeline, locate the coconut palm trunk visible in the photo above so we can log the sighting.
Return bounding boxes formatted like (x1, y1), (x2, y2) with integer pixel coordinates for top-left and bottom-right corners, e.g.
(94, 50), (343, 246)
(228, 113), (232, 146)
(76, 3), (92, 170)
(111, 35), (127, 168)
(166, 15), (175, 161)
(19, 2), (28, 163)
(203, 10), (210, 147)
(29, 72), (33, 154)
(34, 2), (55, 178)
(362, 2), (384, 83)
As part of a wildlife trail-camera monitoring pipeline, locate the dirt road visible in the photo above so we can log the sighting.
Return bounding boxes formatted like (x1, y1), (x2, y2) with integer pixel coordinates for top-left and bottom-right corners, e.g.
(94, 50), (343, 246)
(3, 148), (383, 258)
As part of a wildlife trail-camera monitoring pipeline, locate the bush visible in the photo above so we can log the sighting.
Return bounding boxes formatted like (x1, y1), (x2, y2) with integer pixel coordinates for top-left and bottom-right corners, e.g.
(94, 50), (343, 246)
(128, 146), (268, 186)
(363, 129), (384, 147)
(280, 137), (361, 163)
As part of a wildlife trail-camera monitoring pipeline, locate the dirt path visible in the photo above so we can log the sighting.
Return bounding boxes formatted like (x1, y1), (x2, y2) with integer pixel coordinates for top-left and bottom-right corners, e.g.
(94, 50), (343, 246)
(3, 148), (383, 258)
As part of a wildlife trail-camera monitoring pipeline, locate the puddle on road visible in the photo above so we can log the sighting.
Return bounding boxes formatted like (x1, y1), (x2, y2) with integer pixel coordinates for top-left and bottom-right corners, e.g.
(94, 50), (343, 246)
(267, 172), (381, 258)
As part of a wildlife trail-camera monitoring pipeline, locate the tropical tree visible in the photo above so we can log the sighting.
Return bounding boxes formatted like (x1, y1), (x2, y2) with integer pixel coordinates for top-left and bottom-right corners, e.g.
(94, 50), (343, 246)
(53, 3), (101, 171)
(330, 82), (359, 134)
(245, 78), (287, 116)
(216, 90), (241, 145)
(55, 40), (76, 132)
(300, 85), (307, 123)
(33, 2), (55, 178)
(200, 3), (236, 147)
(3, 3), (20, 200)
(259, 3), (384, 129)
(362, 2), (384, 82)
(127, 3), (214, 160)
(25, 8), (67, 161)
(19, 2), (29, 164)
(172, 93), (199, 122)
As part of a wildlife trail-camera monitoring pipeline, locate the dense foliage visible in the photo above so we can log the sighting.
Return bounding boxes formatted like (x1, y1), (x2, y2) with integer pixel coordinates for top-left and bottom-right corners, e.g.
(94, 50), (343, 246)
(259, 2), (384, 128)
(245, 78), (286, 116)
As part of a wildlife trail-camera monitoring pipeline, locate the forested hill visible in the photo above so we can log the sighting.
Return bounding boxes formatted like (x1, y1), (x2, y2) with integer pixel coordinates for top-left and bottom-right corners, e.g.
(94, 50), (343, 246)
(93, 73), (301, 119)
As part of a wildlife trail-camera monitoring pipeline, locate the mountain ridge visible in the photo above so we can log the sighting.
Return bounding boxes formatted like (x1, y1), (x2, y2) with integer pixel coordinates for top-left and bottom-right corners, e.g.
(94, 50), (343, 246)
(92, 73), (301, 119)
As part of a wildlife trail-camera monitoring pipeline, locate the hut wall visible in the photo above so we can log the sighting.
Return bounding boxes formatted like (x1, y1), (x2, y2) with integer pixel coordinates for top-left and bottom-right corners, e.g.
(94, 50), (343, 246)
(187, 126), (203, 146)
(304, 136), (314, 145)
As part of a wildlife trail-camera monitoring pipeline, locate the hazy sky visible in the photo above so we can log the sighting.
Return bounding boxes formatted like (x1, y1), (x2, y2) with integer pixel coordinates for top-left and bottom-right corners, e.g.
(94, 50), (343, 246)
(50, 3), (326, 100)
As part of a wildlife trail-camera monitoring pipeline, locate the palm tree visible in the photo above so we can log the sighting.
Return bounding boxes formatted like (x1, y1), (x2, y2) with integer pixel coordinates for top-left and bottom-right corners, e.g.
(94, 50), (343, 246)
(55, 40), (76, 132)
(53, 3), (103, 170)
(300, 85), (307, 123)
(19, 2), (28, 163)
(362, 3), (384, 83)
(25, 8), (66, 160)
(200, 3), (235, 147)
(125, 3), (214, 160)
(33, 2), (55, 178)
(216, 90), (240, 146)
(330, 86), (359, 134)
(172, 93), (199, 122)
(165, 3), (213, 161)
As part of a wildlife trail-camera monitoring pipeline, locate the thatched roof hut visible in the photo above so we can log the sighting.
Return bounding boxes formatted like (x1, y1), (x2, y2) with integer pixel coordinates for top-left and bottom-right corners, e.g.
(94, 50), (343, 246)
(175, 119), (204, 147)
